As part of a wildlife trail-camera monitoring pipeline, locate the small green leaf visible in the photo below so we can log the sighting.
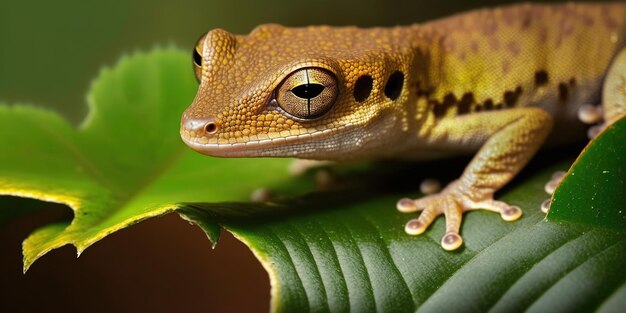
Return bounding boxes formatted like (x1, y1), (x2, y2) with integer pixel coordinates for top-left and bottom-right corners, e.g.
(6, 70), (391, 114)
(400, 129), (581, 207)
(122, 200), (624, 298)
(548, 117), (626, 230)
(0, 48), (315, 271)
(1, 48), (624, 312)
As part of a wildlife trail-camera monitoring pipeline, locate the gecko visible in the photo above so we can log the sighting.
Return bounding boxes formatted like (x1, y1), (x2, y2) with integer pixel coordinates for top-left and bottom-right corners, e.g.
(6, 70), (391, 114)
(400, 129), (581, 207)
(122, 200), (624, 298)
(180, 2), (626, 251)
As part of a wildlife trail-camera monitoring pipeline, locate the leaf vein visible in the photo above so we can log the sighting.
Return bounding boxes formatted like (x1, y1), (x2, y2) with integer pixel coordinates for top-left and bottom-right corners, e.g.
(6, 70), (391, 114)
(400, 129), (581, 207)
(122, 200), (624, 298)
(282, 223), (331, 313)
(267, 226), (311, 312)
(313, 219), (351, 313)
(359, 212), (414, 308)
(341, 217), (378, 310)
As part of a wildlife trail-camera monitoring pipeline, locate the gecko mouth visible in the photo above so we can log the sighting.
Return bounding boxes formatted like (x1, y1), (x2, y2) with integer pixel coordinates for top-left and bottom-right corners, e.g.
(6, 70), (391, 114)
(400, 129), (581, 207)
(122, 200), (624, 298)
(180, 126), (345, 158)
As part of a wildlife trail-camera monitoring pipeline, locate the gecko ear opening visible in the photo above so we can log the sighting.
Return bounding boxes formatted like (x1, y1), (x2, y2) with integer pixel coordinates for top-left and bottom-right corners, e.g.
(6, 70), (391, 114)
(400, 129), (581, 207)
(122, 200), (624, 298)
(275, 67), (338, 120)
(384, 71), (404, 100)
(354, 75), (373, 102)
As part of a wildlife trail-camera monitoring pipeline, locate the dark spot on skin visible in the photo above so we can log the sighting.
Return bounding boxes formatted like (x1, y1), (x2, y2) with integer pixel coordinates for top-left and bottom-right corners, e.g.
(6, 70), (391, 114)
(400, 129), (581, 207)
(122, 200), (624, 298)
(432, 100), (446, 117)
(444, 93), (457, 112)
(558, 82), (568, 102)
(433, 93), (457, 118)
(504, 86), (523, 107)
(384, 71), (404, 100)
(535, 70), (549, 86)
(457, 92), (474, 115)
(504, 91), (516, 107)
(353, 75), (373, 102)
(483, 99), (494, 110)
(443, 93), (457, 107)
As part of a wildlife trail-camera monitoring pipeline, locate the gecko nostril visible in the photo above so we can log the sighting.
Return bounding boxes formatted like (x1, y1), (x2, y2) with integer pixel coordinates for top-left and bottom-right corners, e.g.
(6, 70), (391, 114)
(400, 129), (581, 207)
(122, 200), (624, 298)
(182, 116), (217, 135)
(204, 122), (217, 134)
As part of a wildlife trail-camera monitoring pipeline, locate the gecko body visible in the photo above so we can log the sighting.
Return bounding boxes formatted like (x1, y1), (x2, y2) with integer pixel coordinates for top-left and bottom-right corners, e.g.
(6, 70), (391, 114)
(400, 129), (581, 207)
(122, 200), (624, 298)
(181, 2), (626, 250)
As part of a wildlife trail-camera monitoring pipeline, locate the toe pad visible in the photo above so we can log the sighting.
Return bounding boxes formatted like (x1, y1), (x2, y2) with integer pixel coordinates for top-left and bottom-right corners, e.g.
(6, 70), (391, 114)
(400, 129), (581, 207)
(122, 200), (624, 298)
(441, 233), (463, 251)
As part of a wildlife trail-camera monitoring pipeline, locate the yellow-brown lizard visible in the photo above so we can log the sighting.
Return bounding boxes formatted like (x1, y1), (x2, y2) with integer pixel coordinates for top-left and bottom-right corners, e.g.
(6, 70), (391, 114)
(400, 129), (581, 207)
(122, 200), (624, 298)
(180, 2), (626, 251)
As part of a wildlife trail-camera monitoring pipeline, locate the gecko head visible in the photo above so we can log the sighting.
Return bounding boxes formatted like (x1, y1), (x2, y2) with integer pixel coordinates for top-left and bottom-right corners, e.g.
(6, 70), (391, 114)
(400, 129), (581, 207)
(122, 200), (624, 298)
(180, 25), (413, 160)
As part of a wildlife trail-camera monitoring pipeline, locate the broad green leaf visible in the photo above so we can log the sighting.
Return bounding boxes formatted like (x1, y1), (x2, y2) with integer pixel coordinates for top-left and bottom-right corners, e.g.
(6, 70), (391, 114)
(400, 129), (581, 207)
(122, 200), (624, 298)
(1, 48), (624, 312)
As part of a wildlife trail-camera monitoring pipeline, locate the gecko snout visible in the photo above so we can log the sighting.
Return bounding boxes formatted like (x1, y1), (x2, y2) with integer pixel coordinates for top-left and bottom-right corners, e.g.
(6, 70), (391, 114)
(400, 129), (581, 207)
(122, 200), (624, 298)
(182, 116), (218, 136)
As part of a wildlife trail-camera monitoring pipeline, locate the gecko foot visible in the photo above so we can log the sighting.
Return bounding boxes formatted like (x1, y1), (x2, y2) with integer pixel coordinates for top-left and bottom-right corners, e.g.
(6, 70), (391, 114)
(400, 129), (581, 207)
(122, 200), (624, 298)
(396, 180), (522, 251)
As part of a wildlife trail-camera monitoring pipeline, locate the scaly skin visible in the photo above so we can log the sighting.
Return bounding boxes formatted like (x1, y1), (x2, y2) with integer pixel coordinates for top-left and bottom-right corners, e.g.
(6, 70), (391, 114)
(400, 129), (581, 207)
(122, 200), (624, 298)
(180, 2), (626, 250)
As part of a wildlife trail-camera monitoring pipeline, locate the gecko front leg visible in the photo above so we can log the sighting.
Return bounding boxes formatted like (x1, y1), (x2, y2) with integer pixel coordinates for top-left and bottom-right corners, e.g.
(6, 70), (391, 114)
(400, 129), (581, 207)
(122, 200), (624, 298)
(397, 107), (553, 250)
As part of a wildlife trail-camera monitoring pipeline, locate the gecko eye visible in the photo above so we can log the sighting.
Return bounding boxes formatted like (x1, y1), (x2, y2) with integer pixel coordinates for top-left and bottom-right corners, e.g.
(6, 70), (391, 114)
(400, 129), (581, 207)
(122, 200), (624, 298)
(192, 34), (206, 83)
(275, 68), (338, 119)
(193, 49), (202, 67)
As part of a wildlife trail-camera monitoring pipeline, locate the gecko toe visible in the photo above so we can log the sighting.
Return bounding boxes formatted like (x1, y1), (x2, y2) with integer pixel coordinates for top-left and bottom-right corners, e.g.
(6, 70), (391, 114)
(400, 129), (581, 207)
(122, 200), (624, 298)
(419, 178), (441, 195)
(587, 124), (604, 139)
(541, 170), (566, 214)
(544, 171), (566, 194)
(501, 205), (522, 221)
(468, 199), (523, 221)
(397, 198), (418, 212)
(441, 232), (463, 251)
(541, 198), (551, 214)
(405, 219), (427, 235)
(578, 104), (603, 124)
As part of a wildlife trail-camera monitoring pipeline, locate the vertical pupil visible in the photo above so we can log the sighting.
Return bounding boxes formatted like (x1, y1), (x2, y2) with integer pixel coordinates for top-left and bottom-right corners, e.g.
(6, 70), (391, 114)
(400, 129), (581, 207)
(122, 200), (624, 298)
(292, 84), (325, 99)
(193, 49), (202, 66)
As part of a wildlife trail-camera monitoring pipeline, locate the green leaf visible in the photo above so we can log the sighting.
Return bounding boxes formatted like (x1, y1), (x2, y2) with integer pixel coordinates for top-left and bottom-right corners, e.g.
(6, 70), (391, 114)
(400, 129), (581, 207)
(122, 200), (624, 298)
(548, 117), (626, 230)
(1, 48), (625, 312)
(0, 48), (315, 270)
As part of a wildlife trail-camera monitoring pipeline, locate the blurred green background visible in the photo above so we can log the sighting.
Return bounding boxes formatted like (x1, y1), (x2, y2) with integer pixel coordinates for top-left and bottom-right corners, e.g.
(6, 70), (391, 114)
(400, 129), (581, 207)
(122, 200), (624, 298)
(2, 0), (565, 312)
